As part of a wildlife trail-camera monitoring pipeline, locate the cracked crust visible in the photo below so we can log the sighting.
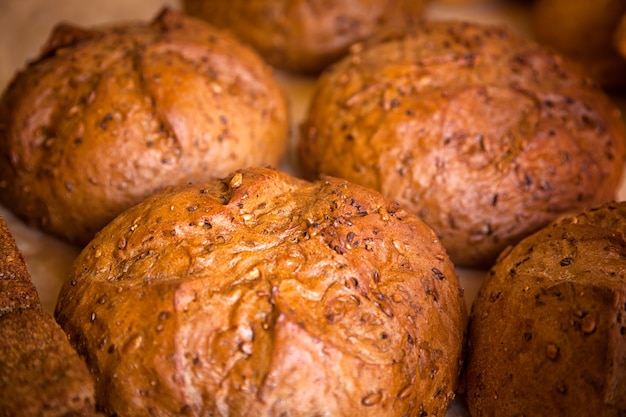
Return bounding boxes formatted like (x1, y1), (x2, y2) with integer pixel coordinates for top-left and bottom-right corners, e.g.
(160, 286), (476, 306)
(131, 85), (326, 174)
(55, 167), (467, 417)
(0, 8), (289, 245)
(298, 20), (626, 268)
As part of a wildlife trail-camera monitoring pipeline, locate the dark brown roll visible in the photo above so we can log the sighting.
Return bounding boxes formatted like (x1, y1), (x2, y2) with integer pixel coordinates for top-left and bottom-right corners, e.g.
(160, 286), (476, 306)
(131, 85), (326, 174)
(55, 167), (467, 417)
(0, 309), (102, 417)
(182, 0), (427, 74)
(0, 215), (100, 417)
(0, 8), (289, 246)
(298, 20), (626, 268)
(464, 201), (626, 416)
(0, 216), (40, 316)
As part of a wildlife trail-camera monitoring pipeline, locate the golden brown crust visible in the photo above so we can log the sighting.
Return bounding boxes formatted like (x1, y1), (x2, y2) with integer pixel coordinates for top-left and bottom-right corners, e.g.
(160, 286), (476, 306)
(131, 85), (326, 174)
(55, 167), (467, 417)
(464, 201), (626, 416)
(298, 20), (626, 268)
(182, 0), (427, 74)
(0, 8), (289, 245)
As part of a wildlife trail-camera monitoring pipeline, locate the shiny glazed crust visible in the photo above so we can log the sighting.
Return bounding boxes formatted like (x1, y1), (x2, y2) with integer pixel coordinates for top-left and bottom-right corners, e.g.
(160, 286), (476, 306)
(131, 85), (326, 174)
(464, 201), (626, 416)
(0, 8), (289, 245)
(299, 20), (626, 268)
(182, 0), (426, 74)
(55, 167), (467, 417)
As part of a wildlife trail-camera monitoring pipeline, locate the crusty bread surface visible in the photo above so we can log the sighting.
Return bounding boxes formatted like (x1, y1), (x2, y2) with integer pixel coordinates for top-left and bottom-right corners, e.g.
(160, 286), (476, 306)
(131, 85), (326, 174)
(464, 201), (626, 416)
(0, 8), (289, 246)
(299, 20), (626, 268)
(55, 167), (467, 417)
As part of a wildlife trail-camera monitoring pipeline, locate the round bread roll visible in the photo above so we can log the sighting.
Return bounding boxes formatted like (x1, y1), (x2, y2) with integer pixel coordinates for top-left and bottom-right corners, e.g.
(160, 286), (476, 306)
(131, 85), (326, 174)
(54, 167), (467, 417)
(532, 0), (626, 89)
(0, 8), (289, 246)
(298, 20), (626, 268)
(182, 0), (427, 74)
(464, 201), (626, 416)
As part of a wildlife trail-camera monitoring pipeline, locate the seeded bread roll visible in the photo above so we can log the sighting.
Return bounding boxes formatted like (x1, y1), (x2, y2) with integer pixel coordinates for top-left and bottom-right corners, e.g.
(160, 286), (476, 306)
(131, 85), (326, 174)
(464, 201), (626, 416)
(55, 167), (467, 417)
(0, 8), (289, 246)
(298, 20), (626, 268)
(182, 0), (427, 74)
(0, 215), (100, 417)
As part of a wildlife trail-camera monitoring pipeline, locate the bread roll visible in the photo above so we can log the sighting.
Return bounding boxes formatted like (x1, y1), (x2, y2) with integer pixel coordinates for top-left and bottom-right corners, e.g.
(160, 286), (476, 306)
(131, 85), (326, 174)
(0, 216), (40, 316)
(298, 20), (626, 268)
(0, 8), (289, 246)
(464, 201), (626, 416)
(0, 216), (100, 416)
(55, 167), (467, 417)
(532, 0), (626, 89)
(0, 309), (102, 417)
(182, 0), (427, 74)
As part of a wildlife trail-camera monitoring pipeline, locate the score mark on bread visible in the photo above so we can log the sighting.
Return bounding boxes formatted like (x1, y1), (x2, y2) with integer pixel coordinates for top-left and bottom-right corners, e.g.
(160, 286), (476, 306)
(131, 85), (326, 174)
(55, 167), (467, 417)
